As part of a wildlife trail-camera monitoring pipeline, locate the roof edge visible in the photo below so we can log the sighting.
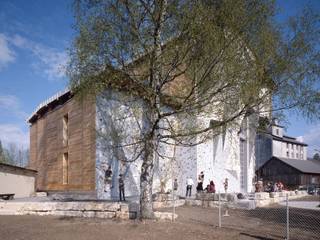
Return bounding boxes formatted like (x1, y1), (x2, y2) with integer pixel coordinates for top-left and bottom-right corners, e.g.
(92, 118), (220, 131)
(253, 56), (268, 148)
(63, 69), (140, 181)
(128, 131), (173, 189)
(27, 88), (72, 124)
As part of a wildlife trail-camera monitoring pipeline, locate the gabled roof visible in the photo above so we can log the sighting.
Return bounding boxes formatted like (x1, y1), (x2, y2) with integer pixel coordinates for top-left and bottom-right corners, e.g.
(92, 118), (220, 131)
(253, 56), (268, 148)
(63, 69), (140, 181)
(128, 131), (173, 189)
(262, 156), (320, 174)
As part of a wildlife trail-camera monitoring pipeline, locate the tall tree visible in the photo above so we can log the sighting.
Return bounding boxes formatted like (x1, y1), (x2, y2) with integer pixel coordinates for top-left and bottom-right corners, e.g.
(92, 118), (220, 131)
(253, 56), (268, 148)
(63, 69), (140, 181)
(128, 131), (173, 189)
(0, 140), (4, 163)
(313, 153), (320, 161)
(68, 0), (320, 218)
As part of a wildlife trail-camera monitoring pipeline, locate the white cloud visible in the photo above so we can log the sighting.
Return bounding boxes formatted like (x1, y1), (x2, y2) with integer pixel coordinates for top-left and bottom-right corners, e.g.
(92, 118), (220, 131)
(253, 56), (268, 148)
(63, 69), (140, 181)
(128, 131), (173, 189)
(11, 34), (67, 80)
(0, 33), (15, 70)
(300, 124), (320, 157)
(0, 94), (28, 119)
(0, 124), (29, 149)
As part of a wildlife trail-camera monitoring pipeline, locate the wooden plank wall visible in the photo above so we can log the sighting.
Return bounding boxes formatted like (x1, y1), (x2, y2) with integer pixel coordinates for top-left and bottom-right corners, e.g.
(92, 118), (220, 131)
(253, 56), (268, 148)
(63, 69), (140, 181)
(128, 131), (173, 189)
(28, 97), (96, 191)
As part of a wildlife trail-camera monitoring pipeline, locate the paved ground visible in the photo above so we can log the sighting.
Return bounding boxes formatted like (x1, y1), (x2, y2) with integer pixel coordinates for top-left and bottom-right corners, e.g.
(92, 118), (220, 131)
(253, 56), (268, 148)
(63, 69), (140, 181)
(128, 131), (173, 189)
(280, 200), (320, 210)
(278, 195), (320, 210)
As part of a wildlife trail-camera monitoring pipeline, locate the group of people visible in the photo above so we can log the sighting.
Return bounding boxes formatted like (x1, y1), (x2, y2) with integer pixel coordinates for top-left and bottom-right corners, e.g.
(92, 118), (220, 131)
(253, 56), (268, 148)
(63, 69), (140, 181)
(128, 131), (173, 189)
(255, 179), (284, 193)
(106, 167), (230, 200)
(185, 172), (229, 197)
(264, 181), (284, 192)
(185, 172), (206, 197)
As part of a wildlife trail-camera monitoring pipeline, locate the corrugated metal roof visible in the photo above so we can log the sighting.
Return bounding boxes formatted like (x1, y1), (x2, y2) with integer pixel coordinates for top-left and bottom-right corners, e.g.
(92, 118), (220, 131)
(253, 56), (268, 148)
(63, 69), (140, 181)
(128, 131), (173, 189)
(275, 157), (320, 174)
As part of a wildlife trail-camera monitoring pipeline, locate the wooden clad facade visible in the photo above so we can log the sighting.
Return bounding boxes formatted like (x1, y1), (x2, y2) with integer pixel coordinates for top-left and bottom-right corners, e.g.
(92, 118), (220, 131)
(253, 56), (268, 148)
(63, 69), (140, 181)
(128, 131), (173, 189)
(29, 96), (96, 192)
(257, 157), (320, 188)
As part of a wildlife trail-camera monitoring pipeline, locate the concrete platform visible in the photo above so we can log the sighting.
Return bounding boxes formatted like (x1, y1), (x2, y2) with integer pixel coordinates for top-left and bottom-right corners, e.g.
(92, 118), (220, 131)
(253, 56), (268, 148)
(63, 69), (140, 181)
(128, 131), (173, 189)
(0, 199), (130, 219)
(279, 201), (320, 210)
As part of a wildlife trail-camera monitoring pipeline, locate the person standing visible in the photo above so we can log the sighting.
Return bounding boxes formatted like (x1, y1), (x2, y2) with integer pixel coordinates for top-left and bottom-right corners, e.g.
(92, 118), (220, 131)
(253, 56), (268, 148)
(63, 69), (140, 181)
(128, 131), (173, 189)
(197, 171), (205, 192)
(223, 178), (229, 193)
(173, 179), (178, 191)
(119, 174), (125, 201)
(207, 180), (216, 193)
(186, 177), (194, 197)
(104, 166), (113, 192)
(273, 182), (278, 192)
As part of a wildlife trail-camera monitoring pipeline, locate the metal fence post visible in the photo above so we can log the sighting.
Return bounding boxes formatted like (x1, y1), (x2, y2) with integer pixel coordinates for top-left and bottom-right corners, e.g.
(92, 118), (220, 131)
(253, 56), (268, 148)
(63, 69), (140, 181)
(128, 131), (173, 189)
(172, 189), (175, 222)
(218, 191), (221, 228)
(286, 193), (289, 240)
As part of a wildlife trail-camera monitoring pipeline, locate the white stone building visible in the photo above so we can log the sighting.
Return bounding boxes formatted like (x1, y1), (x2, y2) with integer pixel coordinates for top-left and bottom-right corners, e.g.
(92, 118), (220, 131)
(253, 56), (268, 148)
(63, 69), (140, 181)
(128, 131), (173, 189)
(96, 89), (259, 200)
(255, 119), (308, 169)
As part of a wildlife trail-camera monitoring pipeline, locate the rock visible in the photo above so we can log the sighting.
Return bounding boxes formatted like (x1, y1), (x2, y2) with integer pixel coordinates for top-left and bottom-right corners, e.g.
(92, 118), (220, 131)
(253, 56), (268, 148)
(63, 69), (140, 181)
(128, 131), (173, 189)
(35, 192), (47, 197)
(237, 193), (246, 199)
(154, 211), (178, 221)
(254, 192), (270, 200)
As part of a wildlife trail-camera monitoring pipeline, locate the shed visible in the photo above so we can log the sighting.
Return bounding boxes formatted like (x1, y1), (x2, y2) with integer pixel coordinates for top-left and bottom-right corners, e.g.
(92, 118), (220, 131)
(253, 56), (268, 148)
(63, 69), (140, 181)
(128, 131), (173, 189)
(256, 157), (320, 188)
(0, 163), (37, 198)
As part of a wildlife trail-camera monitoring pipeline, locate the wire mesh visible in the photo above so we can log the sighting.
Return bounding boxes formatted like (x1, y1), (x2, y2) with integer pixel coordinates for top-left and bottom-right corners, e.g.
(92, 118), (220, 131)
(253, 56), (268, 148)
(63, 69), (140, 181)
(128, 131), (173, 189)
(209, 192), (320, 240)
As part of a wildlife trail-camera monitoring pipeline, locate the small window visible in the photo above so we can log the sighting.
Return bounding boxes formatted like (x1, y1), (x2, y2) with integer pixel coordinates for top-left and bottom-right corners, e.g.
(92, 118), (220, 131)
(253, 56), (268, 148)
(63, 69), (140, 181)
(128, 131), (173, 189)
(276, 129), (279, 135)
(286, 151), (289, 157)
(291, 152), (294, 158)
(286, 143), (289, 149)
(63, 152), (69, 184)
(296, 153), (299, 158)
(291, 144), (294, 149)
(63, 114), (69, 146)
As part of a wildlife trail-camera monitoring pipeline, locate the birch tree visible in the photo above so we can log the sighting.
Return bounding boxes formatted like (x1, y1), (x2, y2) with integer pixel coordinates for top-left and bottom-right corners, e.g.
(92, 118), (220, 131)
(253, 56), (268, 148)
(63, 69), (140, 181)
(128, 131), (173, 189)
(68, 0), (320, 218)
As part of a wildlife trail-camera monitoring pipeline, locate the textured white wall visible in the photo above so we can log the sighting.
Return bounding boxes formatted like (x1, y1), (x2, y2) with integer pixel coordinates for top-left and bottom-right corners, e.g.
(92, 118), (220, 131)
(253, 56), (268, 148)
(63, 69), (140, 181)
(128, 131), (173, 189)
(95, 90), (258, 199)
(0, 172), (35, 198)
(95, 90), (144, 200)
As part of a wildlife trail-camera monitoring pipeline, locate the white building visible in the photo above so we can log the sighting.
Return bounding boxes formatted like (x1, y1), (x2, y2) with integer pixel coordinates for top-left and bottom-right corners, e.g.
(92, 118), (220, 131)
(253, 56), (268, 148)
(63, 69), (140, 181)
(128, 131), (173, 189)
(96, 90), (258, 199)
(255, 119), (308, 169)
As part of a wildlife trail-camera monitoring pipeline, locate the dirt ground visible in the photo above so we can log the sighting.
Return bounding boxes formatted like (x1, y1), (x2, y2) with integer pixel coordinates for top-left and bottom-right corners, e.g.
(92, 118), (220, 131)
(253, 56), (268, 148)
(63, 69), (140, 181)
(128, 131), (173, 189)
(0, 195), (319, 240)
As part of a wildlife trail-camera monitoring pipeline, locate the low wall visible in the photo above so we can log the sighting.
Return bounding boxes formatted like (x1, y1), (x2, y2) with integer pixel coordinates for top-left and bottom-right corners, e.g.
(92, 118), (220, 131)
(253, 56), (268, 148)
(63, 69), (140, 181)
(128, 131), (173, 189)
(188, 190), (309, 209)
(253, 190), (308, 207)
(0, 201), (129, 219)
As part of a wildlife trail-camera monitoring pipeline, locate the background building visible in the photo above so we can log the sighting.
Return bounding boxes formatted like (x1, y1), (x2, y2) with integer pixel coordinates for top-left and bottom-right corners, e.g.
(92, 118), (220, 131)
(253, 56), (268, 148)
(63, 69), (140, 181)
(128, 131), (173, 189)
(0, 163), (37, 198)
(255, 118), (308, 169)
(257, 156), (320, 188)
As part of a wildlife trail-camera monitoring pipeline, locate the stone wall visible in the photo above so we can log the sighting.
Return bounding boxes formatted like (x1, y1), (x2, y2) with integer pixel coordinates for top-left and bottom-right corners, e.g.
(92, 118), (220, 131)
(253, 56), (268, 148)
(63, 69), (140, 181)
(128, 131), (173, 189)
(0, 201), (129, 219)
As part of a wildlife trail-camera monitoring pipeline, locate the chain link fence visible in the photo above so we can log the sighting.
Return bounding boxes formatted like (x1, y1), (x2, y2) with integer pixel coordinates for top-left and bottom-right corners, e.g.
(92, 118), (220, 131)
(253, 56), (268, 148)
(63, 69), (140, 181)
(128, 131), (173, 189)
(212, 192), (320, 240)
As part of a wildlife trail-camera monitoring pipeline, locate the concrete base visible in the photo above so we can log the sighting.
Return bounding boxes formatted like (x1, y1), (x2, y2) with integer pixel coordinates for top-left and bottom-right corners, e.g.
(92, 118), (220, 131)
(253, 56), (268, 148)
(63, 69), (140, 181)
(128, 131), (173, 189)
(0, 200), (129, 219)
(185, 190), (309, 209)
(254, 190), (308, 207)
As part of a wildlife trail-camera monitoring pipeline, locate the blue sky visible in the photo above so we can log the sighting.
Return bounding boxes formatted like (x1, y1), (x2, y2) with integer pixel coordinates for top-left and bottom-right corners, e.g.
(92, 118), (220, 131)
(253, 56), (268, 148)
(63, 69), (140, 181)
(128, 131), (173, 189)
(0, 0), (319, 156)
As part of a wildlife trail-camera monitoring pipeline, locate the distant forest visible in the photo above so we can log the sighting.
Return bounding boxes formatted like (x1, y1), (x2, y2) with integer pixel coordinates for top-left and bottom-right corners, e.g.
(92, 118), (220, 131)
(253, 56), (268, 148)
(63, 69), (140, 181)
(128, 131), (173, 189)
(0, 140), (29, 167)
